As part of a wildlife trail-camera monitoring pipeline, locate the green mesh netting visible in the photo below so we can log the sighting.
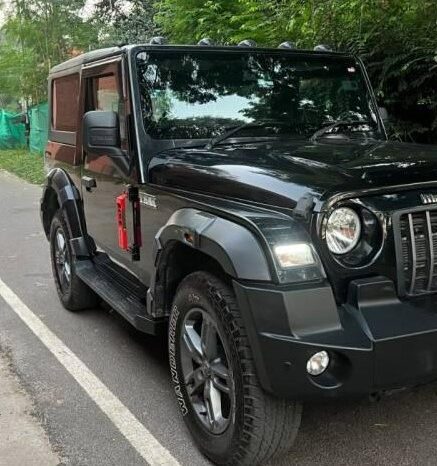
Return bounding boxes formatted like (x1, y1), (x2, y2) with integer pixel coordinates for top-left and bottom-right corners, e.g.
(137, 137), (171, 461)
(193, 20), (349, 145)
(0, 109), (26, 149)
(29, 102), (49, 154)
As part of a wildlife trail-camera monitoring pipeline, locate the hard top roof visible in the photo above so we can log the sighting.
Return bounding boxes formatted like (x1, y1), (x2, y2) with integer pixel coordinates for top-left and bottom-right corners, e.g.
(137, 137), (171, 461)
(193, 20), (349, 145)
(49, 46), (123, 74)
(49, 44), (351, 75)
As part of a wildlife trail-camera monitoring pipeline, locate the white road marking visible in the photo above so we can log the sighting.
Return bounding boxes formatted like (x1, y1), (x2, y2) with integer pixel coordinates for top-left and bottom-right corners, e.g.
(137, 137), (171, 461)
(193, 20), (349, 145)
(0, 277), (180, 466)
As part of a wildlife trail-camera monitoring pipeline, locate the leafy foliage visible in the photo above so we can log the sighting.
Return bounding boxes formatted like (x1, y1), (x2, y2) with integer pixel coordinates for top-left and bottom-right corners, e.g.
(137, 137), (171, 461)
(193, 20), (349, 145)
(0, 0), (435, 143)
(91, 0), (157, 46)
(0, 0), (97, 103)
(156, 0), (437, 143)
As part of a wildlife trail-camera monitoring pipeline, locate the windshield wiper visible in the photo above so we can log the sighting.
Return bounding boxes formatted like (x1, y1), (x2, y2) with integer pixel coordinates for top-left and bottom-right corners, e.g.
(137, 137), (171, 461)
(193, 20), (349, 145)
(205, 119), (284, 150)
(310, 120), (372, 142)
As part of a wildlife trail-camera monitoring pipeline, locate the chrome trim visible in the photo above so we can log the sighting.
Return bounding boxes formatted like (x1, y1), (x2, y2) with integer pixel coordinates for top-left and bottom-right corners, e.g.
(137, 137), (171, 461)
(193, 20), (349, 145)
(421, 193), (437, 205)
(426, 210), (434, 291)
(322, 180), (437, 212)
(407, 213), (417, 295)
(139, 191), (158, 209)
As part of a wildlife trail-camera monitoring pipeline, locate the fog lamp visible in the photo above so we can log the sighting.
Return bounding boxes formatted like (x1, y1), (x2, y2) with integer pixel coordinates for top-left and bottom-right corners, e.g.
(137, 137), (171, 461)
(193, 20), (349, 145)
(306, 351), (330, 376)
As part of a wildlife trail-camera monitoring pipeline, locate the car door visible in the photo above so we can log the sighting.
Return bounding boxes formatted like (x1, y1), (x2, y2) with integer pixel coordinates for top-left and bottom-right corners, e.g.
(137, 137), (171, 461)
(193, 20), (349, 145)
(80, 59), (134, 264)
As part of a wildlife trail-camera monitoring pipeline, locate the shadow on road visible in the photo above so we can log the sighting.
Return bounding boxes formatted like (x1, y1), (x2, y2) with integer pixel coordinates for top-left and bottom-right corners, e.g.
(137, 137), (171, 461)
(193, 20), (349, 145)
(89, 303), (437, 466)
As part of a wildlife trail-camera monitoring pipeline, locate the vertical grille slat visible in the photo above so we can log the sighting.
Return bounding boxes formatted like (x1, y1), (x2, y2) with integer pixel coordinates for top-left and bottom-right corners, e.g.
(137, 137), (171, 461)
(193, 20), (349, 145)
(426, 211), (434, 291)
(407, 213), (417, 295)
(399, 209), (437, 296)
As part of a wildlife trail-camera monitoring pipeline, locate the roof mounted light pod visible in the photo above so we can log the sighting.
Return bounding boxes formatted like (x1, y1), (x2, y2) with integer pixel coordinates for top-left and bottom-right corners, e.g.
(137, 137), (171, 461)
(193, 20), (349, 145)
(278, 41), (297, 49)
(149, 36), (167, 45)
(238, 39), (257, 48)
(197, 38), (215, 46)
(314, 44), (333, 52)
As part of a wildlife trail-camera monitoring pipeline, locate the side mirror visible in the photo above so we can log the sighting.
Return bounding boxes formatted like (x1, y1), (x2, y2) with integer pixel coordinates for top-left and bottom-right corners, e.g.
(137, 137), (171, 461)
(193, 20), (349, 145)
(83, 111), (123, 156)
(378, 106), (389, 124)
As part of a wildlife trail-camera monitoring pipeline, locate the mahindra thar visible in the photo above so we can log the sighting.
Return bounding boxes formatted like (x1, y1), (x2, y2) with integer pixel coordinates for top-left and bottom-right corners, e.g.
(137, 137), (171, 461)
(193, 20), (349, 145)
(40, 38), (437, 465)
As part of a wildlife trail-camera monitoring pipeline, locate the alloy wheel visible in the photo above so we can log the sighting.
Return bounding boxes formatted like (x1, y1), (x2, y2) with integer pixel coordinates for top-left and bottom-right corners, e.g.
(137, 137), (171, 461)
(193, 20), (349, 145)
(54, 228), (71, 292)
(180, 308), (234, 435)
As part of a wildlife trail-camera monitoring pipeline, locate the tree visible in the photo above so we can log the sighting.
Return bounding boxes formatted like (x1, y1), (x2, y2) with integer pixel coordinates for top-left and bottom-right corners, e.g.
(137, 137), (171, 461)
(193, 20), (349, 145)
(0, 0), (97, 104)
(91, 0), (158, 46)
(155, 0), (437, 143)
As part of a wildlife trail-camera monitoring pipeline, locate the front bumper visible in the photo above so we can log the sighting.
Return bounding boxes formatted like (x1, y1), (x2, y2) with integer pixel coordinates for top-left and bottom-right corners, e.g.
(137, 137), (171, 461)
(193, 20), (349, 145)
(233, 276), (437, 400)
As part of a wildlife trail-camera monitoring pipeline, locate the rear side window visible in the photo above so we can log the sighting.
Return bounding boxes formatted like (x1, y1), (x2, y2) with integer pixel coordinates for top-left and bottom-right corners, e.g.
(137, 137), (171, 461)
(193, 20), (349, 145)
(95, 75), (120, 112)
(89, 74), (125, 140)
(52, 74), (79, 132)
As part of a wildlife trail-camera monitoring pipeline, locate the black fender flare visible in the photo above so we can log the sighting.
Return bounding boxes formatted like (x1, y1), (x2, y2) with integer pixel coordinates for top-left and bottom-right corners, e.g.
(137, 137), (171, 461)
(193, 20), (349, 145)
(154, 208), (272, 281)
(151, 208), (274, 386)
(40, 168), (91, 258)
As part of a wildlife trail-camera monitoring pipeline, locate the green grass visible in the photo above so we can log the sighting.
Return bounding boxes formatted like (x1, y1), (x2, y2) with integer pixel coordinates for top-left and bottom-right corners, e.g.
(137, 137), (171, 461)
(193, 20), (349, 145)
(0, 149), (45, 184)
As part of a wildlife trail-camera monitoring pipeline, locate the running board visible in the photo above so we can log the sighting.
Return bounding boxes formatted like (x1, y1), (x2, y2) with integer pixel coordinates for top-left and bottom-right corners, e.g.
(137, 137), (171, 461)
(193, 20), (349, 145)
(75, 257), (166, 336)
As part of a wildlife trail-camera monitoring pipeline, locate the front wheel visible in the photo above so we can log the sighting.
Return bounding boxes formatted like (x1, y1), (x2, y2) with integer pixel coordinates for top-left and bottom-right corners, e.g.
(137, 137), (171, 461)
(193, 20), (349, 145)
(49, 209), (99, 311)
(169, 271), (302, 466)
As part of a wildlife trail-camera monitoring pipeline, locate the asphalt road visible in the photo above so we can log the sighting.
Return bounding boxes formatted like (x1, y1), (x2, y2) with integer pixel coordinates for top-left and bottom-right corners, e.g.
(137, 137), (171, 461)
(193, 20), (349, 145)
(2, 169), (437, 466)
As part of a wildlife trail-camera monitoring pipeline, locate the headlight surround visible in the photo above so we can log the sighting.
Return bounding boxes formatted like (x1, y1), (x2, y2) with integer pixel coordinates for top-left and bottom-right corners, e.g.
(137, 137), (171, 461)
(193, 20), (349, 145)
(326, 207), (361, 254)
(323, 205), (384, 268)
(272, 242), (324, 283)
(249, 215), (326, 284)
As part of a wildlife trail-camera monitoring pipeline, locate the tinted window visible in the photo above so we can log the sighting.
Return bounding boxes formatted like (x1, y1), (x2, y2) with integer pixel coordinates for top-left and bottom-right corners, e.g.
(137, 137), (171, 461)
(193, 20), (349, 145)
(136, 51), (379, 140)
(89, 74), (125, 141)
(52, 74), (79, 132)
(95, 75), (120, 112)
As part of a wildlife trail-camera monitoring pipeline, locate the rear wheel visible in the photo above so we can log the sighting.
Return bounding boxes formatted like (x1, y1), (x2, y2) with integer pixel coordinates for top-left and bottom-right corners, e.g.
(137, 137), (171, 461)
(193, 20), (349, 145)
(49, 209), (99, 311)
(169, 271), (302, 466)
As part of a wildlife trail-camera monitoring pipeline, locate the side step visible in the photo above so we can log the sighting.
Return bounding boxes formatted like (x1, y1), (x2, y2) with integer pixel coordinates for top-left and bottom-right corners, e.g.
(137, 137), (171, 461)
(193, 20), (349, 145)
(75, 256), (167, 336)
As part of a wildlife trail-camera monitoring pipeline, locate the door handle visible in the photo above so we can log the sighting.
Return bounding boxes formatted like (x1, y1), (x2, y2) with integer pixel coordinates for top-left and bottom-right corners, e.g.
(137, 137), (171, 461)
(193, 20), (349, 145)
(81, 176), (97, 191)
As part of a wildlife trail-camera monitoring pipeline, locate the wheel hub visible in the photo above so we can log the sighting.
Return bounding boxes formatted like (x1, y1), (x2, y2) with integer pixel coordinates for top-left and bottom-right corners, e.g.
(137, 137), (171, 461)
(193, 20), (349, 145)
(180, 308), (235, 435)
(202, 361), (212, 377)
(54, 228), (71, 292)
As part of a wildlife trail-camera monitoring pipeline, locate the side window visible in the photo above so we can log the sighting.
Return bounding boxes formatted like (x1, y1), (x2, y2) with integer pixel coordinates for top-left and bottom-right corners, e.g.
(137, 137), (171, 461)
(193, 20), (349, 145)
(89, 74), (126, 141)
(52, 74), (79, 132)
(95, 75), (120, 112)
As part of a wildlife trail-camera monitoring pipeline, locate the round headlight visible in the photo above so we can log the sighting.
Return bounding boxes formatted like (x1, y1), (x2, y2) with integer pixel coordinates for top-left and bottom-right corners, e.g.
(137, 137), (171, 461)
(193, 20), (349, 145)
(326, 207), (361, 254)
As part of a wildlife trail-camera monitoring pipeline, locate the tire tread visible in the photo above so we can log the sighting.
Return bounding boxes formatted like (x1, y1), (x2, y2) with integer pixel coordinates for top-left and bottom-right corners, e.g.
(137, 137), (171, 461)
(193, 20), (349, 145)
(174, 271), (302, 466)
(50, 209), (99, 311)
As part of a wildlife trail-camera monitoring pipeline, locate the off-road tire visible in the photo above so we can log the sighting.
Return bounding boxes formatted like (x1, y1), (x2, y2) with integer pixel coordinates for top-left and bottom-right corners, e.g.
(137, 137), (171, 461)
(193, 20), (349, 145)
(169, 271), (302, 466)
(49, 209), (100, 311)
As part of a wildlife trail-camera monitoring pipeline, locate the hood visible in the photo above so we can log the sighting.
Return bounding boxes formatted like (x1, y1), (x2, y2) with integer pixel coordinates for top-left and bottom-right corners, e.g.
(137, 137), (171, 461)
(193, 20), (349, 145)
(148, 139), (437, 209)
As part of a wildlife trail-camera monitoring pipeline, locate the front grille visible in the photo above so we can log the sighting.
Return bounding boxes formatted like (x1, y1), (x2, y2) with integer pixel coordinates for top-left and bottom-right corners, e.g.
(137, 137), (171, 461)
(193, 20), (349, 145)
(398, 210), (437, 295)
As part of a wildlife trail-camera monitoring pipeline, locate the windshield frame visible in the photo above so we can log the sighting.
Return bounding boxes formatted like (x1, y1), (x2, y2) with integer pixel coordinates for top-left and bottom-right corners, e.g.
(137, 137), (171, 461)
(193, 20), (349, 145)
(128, 45), (387, 175)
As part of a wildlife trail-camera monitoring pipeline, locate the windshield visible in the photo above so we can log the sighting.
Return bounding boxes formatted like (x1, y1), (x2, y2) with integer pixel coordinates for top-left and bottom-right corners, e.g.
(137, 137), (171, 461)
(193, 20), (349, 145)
(136, 50), (381, 142)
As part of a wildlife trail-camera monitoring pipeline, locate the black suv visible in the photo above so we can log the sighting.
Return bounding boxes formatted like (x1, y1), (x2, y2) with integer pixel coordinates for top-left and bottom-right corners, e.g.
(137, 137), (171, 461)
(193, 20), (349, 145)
(41, 40), (437, 465)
